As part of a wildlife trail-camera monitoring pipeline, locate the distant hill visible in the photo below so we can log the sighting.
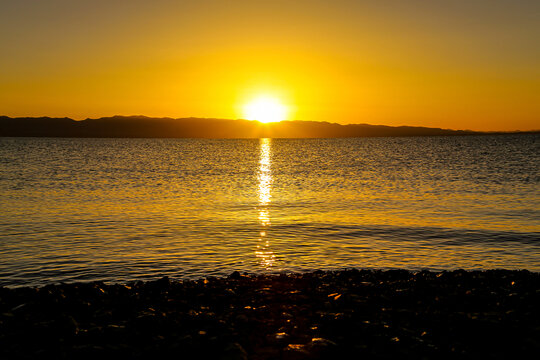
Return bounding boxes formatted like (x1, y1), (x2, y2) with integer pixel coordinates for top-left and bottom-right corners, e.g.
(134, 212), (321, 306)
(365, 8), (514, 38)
(0, 116), (536, 138)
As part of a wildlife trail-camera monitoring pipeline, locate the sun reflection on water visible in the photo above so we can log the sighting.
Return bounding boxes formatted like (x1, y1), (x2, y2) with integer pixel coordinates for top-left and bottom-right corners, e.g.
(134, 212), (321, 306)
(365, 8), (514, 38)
(255, 138), (275, 269)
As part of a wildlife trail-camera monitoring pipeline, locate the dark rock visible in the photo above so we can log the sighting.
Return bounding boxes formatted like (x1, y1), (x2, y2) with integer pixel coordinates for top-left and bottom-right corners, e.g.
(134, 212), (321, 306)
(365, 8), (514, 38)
(229, 271), (241, 280)
(220, 342), (248, 360)
(0, 269), (538, 359)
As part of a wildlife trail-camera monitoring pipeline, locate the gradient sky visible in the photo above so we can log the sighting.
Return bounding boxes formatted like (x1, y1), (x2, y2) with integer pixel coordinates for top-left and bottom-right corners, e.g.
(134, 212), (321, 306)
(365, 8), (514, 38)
(1, 0), (539, 130)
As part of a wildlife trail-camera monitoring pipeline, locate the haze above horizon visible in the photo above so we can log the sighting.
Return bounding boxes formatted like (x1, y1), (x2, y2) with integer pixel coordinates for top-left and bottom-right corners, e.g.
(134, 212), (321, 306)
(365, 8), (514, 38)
(1, 0), (539, 131)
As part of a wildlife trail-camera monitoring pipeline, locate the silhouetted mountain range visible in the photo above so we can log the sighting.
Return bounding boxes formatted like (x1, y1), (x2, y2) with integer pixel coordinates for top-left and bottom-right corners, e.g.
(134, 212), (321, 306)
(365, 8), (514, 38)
(0, 116), (536, 138)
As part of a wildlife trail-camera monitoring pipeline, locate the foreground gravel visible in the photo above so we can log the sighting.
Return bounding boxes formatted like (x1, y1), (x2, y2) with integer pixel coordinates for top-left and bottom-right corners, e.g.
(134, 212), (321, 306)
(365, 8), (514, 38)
(1, 269), (538, 359)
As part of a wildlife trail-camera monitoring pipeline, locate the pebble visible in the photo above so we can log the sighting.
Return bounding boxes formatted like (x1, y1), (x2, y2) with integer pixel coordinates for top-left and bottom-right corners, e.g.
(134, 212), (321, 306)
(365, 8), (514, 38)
(0, 270), (538, 359)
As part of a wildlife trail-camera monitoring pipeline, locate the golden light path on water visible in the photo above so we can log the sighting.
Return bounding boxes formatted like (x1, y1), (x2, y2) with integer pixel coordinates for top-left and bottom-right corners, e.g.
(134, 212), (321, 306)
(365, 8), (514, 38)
(255, 138), (275, 269)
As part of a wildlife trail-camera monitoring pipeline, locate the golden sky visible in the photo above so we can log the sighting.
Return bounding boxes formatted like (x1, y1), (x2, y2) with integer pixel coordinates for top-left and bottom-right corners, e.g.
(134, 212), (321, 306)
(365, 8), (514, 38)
(1, 0), (539, 131)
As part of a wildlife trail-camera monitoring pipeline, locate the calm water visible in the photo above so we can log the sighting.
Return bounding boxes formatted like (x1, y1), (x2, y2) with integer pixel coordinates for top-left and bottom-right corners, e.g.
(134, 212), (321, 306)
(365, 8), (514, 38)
(1, 135), (539, 286)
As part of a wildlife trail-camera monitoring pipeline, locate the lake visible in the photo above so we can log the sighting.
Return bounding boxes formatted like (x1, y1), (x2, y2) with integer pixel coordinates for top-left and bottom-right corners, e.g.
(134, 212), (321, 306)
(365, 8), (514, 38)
(1, 135), (539, 286)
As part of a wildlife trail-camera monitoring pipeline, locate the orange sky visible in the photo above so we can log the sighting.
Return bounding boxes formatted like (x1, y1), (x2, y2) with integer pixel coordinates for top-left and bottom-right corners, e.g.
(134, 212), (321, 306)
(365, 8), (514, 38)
(1, 0), (539, 131)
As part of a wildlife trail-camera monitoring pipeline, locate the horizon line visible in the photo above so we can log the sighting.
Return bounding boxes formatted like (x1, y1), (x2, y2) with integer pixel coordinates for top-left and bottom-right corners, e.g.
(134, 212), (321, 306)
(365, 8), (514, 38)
(2, 114), (539, 133)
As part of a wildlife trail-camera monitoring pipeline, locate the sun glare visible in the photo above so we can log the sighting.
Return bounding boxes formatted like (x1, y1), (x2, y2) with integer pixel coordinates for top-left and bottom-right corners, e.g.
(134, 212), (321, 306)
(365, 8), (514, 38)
(243, 96), (287, 123)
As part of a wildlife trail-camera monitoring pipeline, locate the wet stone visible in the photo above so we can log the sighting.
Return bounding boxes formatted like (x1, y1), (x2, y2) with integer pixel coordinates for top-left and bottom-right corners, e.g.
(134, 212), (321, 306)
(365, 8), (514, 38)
(0, 269), (538, 359)
(220, 342), (248, 360)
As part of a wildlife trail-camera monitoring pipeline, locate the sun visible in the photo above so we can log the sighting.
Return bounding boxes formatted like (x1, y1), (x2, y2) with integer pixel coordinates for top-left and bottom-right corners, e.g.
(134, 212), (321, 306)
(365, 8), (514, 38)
(243, 96), (288, 123)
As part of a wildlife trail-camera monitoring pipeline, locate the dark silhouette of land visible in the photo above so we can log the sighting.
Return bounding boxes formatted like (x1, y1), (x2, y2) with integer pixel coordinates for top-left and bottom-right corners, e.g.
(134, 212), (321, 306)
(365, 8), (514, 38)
(1, 115), (537, 138)
(0, 270), (538, 359)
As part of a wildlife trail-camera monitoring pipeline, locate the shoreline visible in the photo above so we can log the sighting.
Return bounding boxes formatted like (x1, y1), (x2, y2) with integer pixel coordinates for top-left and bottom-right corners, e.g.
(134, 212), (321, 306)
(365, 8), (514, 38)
(1, 269), (538, 359)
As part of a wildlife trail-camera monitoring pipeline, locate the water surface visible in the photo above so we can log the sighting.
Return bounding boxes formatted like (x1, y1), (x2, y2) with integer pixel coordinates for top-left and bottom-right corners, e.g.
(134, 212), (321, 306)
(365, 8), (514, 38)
(1, 135), (538, 286)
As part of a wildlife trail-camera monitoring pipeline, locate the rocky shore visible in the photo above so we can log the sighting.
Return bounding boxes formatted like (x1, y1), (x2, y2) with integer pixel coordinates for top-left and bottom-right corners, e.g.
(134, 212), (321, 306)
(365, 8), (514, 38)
(1, 269), (538, 359)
